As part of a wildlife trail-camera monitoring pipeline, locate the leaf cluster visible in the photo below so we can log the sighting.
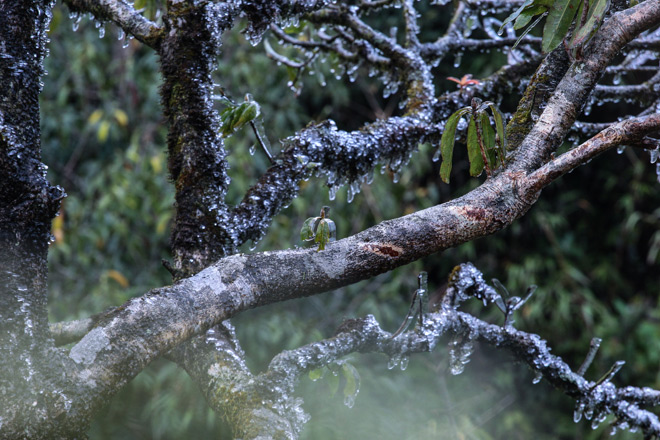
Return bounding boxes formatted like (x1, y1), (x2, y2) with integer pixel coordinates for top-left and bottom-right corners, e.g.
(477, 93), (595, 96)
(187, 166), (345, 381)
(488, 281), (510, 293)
(219, 95), (261, 138)
(439, 99), (507, 184)
(500, 0), (610, 55)
(300, 206), (336, 251)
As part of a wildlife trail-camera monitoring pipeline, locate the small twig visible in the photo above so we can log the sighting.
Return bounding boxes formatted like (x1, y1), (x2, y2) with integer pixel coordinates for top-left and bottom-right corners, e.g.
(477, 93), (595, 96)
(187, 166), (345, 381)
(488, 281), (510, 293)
(577, 337), (602, 376)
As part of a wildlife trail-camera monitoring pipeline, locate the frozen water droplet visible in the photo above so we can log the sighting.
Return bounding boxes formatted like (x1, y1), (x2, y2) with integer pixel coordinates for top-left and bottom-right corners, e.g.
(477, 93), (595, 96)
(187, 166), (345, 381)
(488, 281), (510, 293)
(328, 185), (339, 201)
(399, 355), (409, 371)
(656, 163), (660, 183)
(574, 402), (585, 423)
(532, 371), (542, 384)
(450, 361), (465, 375)
(453, 52), (463, 68)
(344, 394), (355, 408)
(387, 354), (400, 370)
(432, 148), (442, 162)
(650, 148), (659, 164)
(612, 73), (622, 85)
(617, 145), (626, 154)
(249, 144), (256, 156)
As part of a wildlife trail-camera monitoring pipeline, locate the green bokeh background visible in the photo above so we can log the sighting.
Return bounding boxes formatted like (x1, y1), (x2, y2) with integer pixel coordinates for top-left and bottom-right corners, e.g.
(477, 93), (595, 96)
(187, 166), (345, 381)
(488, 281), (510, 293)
(42, 3), (660, 439)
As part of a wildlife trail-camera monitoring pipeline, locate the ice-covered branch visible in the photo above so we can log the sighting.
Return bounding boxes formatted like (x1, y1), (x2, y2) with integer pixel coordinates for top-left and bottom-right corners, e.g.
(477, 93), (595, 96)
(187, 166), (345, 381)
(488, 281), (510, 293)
(63, 0), (163, 49)
(526, 114), (660, 193)
(507, 0), (660, 173)
(592, 70), (660, 106)
(64, 156), (549, 424)
(229, 55), (541, 248)
(249, 263), (660, 438)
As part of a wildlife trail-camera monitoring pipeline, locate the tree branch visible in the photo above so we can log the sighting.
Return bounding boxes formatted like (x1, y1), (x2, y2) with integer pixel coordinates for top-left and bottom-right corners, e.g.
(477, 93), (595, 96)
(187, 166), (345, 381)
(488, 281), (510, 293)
(248, 263), (660, 437)
(63, 0), (163, 49)
(508, 0), (660, 173)
(526, 114), (660, 193)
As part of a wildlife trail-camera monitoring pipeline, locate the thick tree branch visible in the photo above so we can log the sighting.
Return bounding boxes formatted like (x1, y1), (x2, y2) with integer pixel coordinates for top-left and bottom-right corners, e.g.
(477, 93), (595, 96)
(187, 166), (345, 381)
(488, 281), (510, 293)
(67, 165), (539, 418)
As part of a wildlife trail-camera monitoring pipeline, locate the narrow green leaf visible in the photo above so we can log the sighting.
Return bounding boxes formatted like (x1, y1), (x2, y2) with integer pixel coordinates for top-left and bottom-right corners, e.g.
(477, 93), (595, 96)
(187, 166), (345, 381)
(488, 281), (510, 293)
(439, 107), (471, 183)
(513, 12), (547, 49)
(499, 0), (534, 34)
(487, 103), (508, 164)
(569, 0), (610, 52)
(513, 5), (548, 29)
(479, 112), (496, 168)
(466, 117), (484, 177)
(542, 0), (580, 52)
(315, 220), (330, 250)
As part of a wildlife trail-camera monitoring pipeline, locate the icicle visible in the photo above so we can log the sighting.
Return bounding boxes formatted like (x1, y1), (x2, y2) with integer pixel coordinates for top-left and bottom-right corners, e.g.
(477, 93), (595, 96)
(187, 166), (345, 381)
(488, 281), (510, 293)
(453, 52), (463, 68)
(574, 401), (585, 423)
(650, 148), (659, 164)
(387, 354), (401, 370)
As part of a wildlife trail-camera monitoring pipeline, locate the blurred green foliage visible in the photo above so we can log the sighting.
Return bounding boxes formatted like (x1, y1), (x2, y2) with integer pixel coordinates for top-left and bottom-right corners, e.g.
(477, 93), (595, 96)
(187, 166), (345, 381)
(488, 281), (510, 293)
(42, 3), (659, 439)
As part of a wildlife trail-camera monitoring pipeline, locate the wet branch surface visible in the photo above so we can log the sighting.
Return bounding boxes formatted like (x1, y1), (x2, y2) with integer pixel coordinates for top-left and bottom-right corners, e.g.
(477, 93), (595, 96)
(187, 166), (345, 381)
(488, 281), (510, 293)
(3, 0), (660, 438)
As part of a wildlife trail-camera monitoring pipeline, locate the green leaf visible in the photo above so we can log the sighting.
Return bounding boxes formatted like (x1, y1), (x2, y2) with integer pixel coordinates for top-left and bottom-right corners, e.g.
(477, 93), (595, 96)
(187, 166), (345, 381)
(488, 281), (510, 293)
(569, 0), (610, 54)
(542, 0), (581, 52)
(315, 219), (331, 250)
(479, 112), (496, 167)
(466, 117), (484, 177)
(487, 102), (508, 164)
(439, 107), (471, 183)
(97, 120), (111, 143)
(219, 101), (260, 137)
(499, 0), (534, 34)
(513, 5), (549, 29)
(513, 12), (547, 48)
(300, 217), (317, 242)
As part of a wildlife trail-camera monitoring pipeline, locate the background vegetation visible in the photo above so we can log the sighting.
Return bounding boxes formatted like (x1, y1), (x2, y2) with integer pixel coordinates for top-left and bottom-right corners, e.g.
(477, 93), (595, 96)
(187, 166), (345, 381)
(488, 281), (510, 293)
(42, 3), (660, 438)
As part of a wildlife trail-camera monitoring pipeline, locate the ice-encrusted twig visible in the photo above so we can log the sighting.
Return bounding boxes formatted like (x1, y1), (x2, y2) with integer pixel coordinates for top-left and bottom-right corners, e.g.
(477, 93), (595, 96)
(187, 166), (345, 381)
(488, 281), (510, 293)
(255, 263), (660, 437)
(63, 0), (163, 49)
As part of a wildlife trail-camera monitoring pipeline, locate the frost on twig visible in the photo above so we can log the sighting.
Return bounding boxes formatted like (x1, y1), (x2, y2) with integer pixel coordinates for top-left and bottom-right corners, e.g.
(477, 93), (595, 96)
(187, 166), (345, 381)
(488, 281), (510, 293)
(252, 264), (660, 438)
